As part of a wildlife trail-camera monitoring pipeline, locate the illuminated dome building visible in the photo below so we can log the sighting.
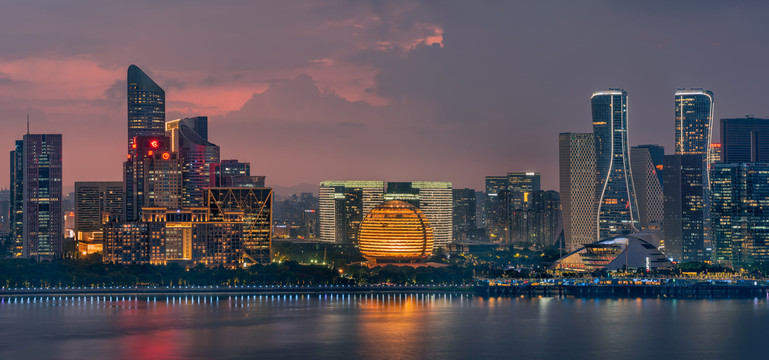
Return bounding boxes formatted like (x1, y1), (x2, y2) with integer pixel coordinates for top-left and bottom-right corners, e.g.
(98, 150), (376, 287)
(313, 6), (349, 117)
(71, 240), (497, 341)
(358, 200), (434, 262)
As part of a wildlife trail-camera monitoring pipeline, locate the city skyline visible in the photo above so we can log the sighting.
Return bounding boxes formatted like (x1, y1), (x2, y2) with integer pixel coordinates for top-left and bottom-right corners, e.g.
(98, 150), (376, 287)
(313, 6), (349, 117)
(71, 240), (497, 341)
(3, 2), (769, 193)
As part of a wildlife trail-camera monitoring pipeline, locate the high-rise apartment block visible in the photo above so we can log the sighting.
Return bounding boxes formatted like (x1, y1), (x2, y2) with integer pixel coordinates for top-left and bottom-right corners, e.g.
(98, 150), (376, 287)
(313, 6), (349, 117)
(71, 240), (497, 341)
(559, 132), (597, 250)
(721, 117), (769, 163)
(592, 90), (639, 239)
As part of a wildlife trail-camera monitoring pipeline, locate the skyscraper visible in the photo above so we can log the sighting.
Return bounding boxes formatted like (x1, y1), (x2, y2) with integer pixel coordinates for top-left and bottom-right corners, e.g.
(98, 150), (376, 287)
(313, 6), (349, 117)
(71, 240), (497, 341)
(19, 134), (63, 260)
(559, 132), (597, 250)
(124, 136), (177, 220)
(663, 89), (714, 262)
(127, 65), (165, 150)
(452, 188), (476, 242)
(166, 117), (220, 207)
(506, 172), (540, 210)
(9, 140), (23, 257)
(711, 163), (769, 266)
(663, 154), (706, 262)
(505, 172), (542, 244)
(675, 89), (714, 158)
(592, 90), (638, 239)
(484, 176), (509, 242)
(721, 117), (769, 163)
(630, 145), (664, 229)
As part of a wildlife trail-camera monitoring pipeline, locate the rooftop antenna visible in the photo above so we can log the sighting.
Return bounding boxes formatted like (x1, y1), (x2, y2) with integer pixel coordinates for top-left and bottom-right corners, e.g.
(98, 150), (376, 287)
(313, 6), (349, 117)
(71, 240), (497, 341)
(26, 114), (29, 135)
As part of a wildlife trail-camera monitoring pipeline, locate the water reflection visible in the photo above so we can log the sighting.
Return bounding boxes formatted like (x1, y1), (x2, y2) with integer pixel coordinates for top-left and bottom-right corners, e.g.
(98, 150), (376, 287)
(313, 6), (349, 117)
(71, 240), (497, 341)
(1, 295), (768, 360)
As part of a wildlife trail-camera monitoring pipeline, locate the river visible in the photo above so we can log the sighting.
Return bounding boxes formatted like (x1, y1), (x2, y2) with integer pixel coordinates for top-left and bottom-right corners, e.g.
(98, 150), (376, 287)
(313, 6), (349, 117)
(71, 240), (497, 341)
(1, 293), (767, 359)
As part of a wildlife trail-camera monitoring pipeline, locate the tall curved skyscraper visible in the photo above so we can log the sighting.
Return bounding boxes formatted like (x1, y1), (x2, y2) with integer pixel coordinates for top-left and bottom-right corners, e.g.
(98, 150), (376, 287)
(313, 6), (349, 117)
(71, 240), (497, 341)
(674, 89), (714, 157)
(592, 89), (638, 239)
(127, 64), (165, 150)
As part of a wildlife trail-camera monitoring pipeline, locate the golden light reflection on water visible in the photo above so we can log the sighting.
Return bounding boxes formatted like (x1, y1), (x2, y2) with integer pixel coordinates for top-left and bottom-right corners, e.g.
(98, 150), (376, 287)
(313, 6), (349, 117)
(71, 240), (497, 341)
(2, 294), (769, 360)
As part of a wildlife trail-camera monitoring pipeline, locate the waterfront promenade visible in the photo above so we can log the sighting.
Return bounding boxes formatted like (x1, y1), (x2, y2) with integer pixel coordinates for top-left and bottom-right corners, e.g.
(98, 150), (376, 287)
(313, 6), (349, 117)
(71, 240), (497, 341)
(3, 278), (769, 298)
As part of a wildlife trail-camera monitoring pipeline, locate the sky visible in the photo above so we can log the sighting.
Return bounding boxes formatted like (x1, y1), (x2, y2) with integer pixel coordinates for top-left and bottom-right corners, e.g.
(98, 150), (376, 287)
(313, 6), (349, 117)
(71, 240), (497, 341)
(2, 0), (769, 193)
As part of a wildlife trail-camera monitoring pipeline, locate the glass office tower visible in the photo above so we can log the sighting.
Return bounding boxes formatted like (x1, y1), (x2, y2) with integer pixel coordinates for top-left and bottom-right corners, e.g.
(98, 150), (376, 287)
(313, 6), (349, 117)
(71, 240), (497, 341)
(127, 65), (165, 150)
(591, 89), (639, 240)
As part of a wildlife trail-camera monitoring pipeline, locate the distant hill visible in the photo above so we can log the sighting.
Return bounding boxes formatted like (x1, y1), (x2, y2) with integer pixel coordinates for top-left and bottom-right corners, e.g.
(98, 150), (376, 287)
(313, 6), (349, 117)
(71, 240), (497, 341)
(269, 183), (318, 197)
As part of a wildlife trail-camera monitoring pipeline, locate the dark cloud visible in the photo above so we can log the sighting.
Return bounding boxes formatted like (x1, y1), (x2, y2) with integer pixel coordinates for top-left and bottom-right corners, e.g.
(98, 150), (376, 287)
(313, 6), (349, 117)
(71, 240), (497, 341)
(2, 1), (769, 191)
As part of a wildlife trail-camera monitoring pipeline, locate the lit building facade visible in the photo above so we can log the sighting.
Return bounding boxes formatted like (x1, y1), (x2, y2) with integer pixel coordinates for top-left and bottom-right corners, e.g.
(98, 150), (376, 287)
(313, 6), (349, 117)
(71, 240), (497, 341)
(103, 207), (244, 268)
(663, 154), (706, 262)
(19, 134), (64, 260)
(559, 132), (597, 251)
(385, 181), (452, 248)
(146, 152), (183, 209)
(663, 90), (714, 262)
(207, 188), (272, 265)
(721, 117), (769, 163)
(358, 200), (434, 262)
(127, 65), (165, 151)
(711, 163), (769, 266)
(124, 136), (175, 221)
(675, 89), (714, 158)
(318, 181), (384, 244)
(630, 145), (664, 229)
(75, 181), (123, 243)
(592, 89), (639, 239)
(166, 117), (220, 207)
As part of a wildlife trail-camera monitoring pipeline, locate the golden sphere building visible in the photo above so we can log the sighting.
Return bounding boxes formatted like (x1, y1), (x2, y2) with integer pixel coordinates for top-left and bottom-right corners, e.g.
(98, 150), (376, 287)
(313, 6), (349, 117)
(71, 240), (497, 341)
(358, 200), (434, 262)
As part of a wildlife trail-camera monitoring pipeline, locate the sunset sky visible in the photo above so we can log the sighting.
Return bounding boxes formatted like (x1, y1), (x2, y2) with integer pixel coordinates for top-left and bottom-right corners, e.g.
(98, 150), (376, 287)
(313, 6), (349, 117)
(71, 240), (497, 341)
(2, 1), (769, 192)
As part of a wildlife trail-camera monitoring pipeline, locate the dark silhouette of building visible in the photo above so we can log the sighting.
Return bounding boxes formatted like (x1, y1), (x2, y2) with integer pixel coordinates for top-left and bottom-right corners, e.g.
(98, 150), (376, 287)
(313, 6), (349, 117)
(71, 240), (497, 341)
(721, 117), (769, 163)
(452, 188), (476, 241)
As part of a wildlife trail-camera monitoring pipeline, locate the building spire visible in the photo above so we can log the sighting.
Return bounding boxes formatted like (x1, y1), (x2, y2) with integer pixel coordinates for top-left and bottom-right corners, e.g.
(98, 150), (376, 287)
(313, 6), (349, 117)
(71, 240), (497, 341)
(26, 114), (29, 135)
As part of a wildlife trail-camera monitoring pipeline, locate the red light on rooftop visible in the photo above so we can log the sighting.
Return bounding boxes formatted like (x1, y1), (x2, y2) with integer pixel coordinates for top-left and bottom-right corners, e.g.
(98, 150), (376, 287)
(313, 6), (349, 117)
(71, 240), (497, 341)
(162, 152), (170, 160)
(150, 140), (159, 148)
